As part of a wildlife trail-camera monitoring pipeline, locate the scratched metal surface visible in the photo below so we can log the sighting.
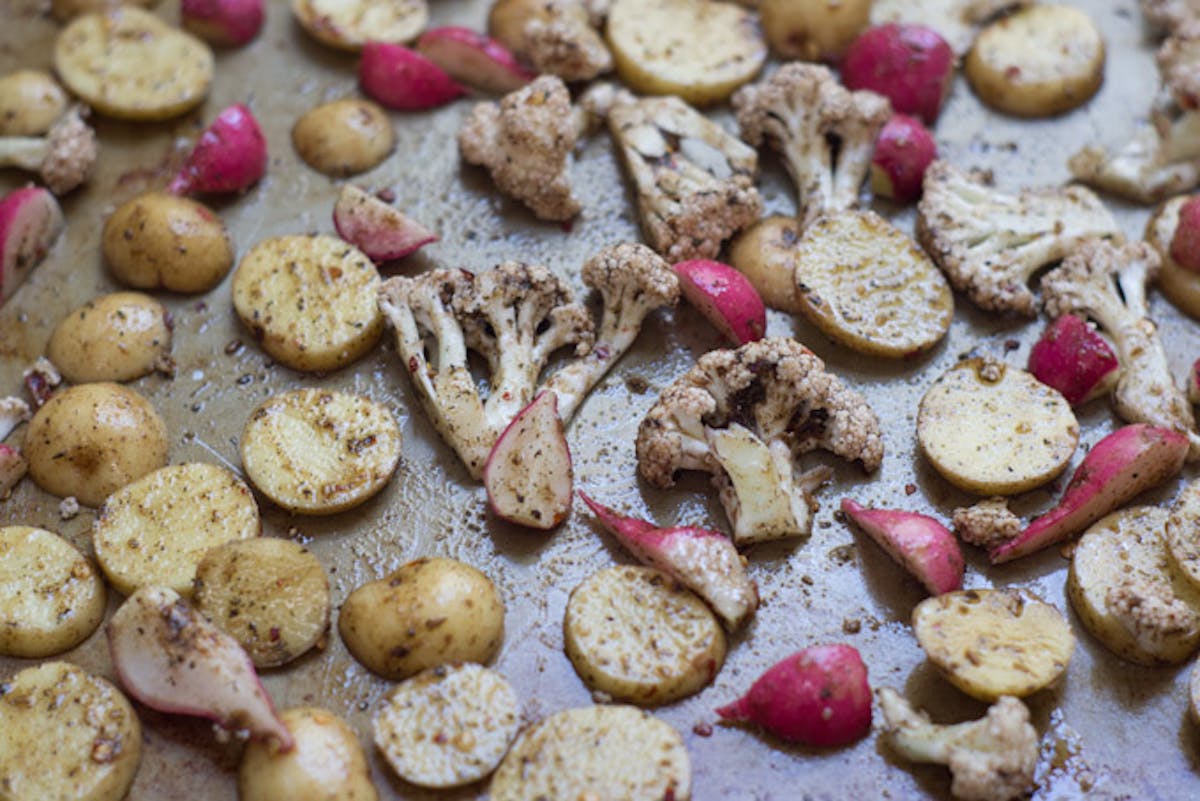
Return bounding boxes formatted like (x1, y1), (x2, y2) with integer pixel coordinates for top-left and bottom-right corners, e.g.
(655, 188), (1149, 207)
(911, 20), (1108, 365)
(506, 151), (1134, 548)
(1, 0), (1198, 798)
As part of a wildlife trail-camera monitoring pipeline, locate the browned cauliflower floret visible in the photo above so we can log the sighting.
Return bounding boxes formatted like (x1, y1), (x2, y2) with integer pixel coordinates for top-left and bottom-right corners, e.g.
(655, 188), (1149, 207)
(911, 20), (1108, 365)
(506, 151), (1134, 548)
(1107, 575), (1200, 657)
(733, 63), (891, 229)
(522, 0), (612, 82)
(0, 107), (96, 195)
(917, 160), (1121, 316)
(458, 75), (583, 222)
(1143, 0), (1200, 31)
(952, 497), (1021, 550)
(636, 337), (883, 546)
(1159, 20), (1200, 109)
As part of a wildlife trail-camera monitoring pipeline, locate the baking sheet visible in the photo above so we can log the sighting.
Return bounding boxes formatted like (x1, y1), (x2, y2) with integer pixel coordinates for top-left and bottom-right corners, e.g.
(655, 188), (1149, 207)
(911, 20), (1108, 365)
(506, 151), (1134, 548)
(1, 0), (1198, 798)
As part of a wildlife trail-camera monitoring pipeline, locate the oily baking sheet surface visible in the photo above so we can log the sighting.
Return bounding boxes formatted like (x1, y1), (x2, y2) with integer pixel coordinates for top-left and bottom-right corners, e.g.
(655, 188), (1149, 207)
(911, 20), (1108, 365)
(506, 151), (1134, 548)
(1, 1), (1197, 798)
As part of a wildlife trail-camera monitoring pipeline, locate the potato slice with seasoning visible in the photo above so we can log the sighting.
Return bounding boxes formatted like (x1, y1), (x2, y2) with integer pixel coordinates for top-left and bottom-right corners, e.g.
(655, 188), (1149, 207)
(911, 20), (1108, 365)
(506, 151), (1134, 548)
(564, 565), (725, 706)
(0, 662), (141, 801)
(1070, 506), (1200, 666)
(374, 663), (520, 788)
(913, 588), (1076, 701)
(46, 292), (173, 384)
(918, 357), (1079, 495)
(0, 526), (105, 658)
(1146, 196), (1200, 320)
(489, 705), (691, 801)
(194, 537), (330, 668)
(606, 0), (767, 107)
(292, 99), (395, 177)
(232, 234), (384, 373)
(93, 462), (260, 596)
(792, 210), (953, 358)
(240, 388), (401, 515)
(291, 0), (428, 51)
(54, 7), (214, 121)
(239, 707), (378, 801)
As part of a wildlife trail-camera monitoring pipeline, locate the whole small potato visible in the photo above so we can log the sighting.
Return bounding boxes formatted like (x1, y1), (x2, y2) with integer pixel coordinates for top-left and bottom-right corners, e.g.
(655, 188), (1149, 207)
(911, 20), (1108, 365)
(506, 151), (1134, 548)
(727, 215), (805, 313)
(239, 707), (378, 801)
(339, 557), (505, 680)
(0, 70), (68, 136)
(46, 291), (173, 384)
(760, 0), (871, 62)
(103, 192), (234, 294)
(24, 382), (169, 507)
(292, 99), (395, 177)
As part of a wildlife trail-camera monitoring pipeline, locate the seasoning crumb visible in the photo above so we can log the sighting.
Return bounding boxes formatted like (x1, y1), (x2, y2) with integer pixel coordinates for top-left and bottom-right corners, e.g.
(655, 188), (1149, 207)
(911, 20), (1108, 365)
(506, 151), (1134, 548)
(58, 496), (80, 520)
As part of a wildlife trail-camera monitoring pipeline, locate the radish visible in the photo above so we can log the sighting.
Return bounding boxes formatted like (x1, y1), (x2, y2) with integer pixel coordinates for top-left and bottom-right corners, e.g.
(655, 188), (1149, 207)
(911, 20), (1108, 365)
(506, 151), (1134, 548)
(990, 424), (1189, 563)
(578, 491), (759, 629)
(1170, 195), (1200, 273)
(416, 27), (533, 95)
(0, 443), (27, 499)
(483, 391), (572, 530)
(22, 357), (60, 408)
(672, 259), (766, 345)
(716, 644), (872, 747)
(332, 185), (438, 262)
(839, 498), (963, 596)
(842, 24), (955, 126)
(0, 185), (63, 304)
(181, 0), (264, 48)
(168, 104), (267, 196)
(107, 586), (294, 750)
(1027, 314), (1119, 406)
(870, 114), (938, 204)
(359, 41), (467, 111)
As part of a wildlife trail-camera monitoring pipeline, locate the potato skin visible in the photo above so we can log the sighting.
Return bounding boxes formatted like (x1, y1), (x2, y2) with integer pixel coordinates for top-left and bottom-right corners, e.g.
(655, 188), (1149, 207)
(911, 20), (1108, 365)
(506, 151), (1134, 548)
(339, 557), (505, 680)
(759, 0), (871, 62)
(46, 291), (173, 383)
(292, 99), (395, 177)
(239, 707), (378, 801)
(24, 383), (168, 507)
(0, 70), (68, 135)
(103, 192), (233, 293)
(727, 215), (806, 314)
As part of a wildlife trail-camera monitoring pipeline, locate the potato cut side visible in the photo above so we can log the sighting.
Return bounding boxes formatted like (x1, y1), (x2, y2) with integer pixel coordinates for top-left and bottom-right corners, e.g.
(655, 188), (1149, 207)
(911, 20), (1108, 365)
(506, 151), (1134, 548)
(606, 0), (767, 107)
(918, 357), (1079, 495)
(240, 388), (402, 515)
(93, 462), (260, 596)
(1146, 196), (1200, 320)
(1069, 506), (1200, 666)
(0, 526), (105, 658)
(913, 588), (1076, 700)
(0, 662), (141, 801)
(792, 210), (953, 358)
(54, 7), (214, 120)
(965, 4), (1104, 118)
(1169, 478), (1200, 590)
(374, 663), (520, 789)
(239, 707), (377, 801)
(194, 537), (331, 668)
(47, 292), (172, 384)
(292, 0), (428, 51)
(564, 565), (725, 706)
(232, 234), (384, 372)
(489, 705), (691, 801)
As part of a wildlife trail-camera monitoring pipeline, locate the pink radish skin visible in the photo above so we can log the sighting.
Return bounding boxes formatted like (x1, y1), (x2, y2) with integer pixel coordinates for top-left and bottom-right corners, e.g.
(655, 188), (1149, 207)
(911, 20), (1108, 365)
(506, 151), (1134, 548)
(578, 491), (759, 629)
(168, 104), (267, 196)
(0, 443), (27, 497)
(1028, 314), (1119, 406)
(870, 115), (938, 204)
(672, 259), (767, 345)
(416, 27), (533, 94)
(107, 586), (294, 751)
(839, 498), (963, 596)
(333, 185), (437, 262)
(1170, 196), (1200, 273)
(0, 186), (63, 304)
(842, 24), (954, 126)
(716, 644), (872, 747)
(483, 391), (573, 530)
(990, 424), (1189, 563)
(181, 0), (264, 47)
(359, 41), (467, 111)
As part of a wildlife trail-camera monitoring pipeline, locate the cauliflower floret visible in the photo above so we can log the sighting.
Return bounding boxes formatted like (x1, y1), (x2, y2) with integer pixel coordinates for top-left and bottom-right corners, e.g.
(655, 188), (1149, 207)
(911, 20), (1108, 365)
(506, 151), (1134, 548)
(1159, 20), (1200, 109)
(458, 75), (584, 222)
(0, 107), (96, 195)
(733, 63), (890, 229)
(1142, 0), (1200, 31)
(953, 497), (1022, 550)
(608, 91), (762, 261)
(916, 160), (1121, 316)
(1107, 575), (1200, 656)
(522, 0), (612, 82)
(878, 687), (1038, 801)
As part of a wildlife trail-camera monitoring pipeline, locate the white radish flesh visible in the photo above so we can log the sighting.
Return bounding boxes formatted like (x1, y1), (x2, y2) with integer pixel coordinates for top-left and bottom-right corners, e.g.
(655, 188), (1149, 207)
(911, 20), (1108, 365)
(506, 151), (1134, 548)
(0, 185), (63, 305)
(483, 391), (572, 530)
(333, 185), (437, 262)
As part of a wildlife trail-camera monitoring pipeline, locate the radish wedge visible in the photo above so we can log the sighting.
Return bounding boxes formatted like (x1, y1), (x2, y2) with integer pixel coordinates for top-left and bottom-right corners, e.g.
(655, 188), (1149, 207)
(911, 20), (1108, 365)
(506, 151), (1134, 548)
(333, 185), (437, 262)
(578, 491), (759, 629)
(1170, 196), (1200, 274)
(168, 104), (267, 196)
(870, 114), (938, 204)
(672, 259), (766, 345)
(1028, 314), (1119, 406)
(484, 391), (572, 530)
(360, 41), (466, 111)
(991, 424), (1189, 563)
(107, 586), (294, 750)
(0, 186), (64, 305)
(839, 498), (963, 596)
(416, 27), (533, 94)
(181, 0), (264, 47)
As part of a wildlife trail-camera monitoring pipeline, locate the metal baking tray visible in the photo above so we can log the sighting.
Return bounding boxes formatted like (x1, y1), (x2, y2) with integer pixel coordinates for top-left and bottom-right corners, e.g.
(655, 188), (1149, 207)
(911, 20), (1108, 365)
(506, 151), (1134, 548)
(1, 0), (1196, 798)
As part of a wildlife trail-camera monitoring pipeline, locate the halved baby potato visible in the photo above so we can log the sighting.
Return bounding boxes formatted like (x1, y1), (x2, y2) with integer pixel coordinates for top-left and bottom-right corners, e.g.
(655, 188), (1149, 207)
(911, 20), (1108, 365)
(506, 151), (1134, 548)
(606, 0), (767, 106)
(0, 70), (69, 136)
(374, 663), (520, 789)
(239, 708), (377, 801)
(0, 526), (105, 658)
(46, 292), (173, 384)
(93, 462), (260, 596)
(240, 388), (402, 515)
(913, 588), (1076, 700)
(1146, 196), (1200, 319)
(0, 662), (141, 801)
(291, 0), (428, 50)
(760, 0), (871, 62)
(917, 357), (1079, 495)
(564, 565), (725, 706)
(292, 99), (395, 177)
(727, 215), (806, 314)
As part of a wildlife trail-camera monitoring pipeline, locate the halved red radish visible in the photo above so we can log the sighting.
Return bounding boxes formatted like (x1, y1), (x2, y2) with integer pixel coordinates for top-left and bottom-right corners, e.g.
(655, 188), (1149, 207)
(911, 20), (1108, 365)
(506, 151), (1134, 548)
(360, 41), (467, 111)
(0, 185), (63, 304)
(333, 185), (437, 262)
(672, 259), (766, 345)
(839, 498), (964, 596)
(168, 104), (268, 196)
(1028, 314), (1119, 406)
(416, 26), (533, 94)
(484, 391), (572, 530)
(870, 114), (938, 204)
